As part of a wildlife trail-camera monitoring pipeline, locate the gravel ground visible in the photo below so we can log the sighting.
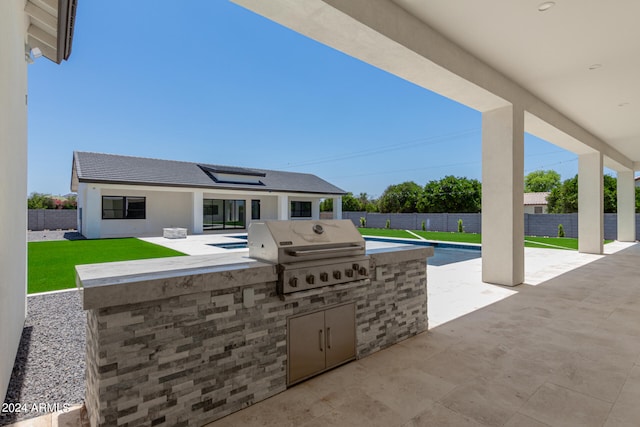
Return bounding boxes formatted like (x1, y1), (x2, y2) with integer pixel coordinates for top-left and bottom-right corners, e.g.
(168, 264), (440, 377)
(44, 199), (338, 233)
(0, 291), (86, 426)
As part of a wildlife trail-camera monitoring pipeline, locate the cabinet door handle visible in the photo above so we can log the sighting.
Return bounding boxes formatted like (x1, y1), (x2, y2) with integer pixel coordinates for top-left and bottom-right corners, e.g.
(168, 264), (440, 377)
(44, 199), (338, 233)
(327, 327), (331, 349)
(319, 329), (324, 352)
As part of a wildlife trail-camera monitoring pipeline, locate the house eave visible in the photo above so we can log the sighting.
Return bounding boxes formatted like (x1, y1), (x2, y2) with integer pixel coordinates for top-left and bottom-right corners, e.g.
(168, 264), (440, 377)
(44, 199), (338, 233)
(25, 0), (77, 64)
(75, 178), (347, 196)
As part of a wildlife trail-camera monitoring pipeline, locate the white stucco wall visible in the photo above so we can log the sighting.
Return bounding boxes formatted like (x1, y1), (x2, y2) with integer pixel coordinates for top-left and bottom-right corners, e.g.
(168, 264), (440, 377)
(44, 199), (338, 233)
(256, 196), (278, 220)
(99, 189), (192, 238)
(0, 0), (28, 402)
(77, 184), (334, 238)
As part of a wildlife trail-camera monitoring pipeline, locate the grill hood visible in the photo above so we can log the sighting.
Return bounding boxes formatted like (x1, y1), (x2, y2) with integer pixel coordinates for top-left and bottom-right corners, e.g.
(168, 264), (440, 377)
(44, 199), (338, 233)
(248, 220), (366, 264)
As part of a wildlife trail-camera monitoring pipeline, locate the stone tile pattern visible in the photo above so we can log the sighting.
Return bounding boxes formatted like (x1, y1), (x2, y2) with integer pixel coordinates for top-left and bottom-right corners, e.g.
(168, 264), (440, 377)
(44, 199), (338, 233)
(84, 257), (427, 427)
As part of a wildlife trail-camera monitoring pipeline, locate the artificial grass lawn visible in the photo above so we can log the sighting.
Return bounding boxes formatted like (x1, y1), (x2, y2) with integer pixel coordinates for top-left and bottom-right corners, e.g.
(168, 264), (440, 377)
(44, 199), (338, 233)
(357, 227), (609, 250)
(28, 238), (186, 294)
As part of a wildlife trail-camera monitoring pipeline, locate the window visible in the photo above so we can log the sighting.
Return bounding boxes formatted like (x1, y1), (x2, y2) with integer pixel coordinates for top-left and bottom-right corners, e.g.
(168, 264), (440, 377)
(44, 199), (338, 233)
(203, 199), (246, 230)
(251, 199), (261, 220)
(534, 206), (543, 214)
(291, 201), (312, 218)
(102, 196), (146, 219)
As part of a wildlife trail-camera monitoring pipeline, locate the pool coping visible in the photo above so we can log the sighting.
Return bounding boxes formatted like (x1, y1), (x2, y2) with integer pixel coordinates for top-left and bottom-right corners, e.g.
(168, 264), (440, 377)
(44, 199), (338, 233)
(362, 235), (482, 251)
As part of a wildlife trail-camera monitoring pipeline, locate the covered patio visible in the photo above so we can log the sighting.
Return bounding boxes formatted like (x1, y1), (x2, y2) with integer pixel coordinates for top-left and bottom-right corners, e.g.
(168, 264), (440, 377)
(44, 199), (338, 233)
(209, 242), (640, 427)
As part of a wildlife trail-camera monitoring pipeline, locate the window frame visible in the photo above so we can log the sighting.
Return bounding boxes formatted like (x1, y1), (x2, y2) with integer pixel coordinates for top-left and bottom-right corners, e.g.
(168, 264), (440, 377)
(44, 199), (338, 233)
(290, 201), (312, 218)
(102, 196), (146, 220)
(251, 199), (261, 220)
(203, 199), (246, 230)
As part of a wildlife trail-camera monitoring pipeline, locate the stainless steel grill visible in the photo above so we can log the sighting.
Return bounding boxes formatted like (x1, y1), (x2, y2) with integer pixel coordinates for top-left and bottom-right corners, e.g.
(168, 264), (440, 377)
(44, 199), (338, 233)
(248, 219), (370, 294)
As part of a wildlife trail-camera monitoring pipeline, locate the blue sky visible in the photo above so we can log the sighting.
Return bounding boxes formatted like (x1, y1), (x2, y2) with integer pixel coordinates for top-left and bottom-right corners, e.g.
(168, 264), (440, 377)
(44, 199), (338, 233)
(28, 1), (582, 198)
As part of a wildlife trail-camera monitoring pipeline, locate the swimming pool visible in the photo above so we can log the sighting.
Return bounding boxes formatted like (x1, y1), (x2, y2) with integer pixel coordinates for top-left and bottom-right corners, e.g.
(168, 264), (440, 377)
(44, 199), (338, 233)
(363, 237), (481, 266)
(209, 235), (481, 266)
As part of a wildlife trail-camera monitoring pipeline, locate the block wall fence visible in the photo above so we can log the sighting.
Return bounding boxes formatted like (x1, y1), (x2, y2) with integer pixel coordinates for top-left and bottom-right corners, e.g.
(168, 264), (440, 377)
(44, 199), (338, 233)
(29, 209), (640, 241)
(28, 209), (77, 231)
(342, 212), (640, 241)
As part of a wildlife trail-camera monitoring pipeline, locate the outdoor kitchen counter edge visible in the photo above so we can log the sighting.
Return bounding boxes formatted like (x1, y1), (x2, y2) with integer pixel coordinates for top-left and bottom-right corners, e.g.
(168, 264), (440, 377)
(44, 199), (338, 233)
(367, 244), (433, 265)
(77, 245), (433, 310)
(77, 253), (277, 310)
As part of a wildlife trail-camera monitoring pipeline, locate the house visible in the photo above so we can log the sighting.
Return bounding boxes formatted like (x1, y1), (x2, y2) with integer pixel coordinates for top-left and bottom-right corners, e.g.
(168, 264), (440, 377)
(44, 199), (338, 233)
(71, 151), (346, 239)
(635, 176), (640, 187)
(524, 192), (549, 214)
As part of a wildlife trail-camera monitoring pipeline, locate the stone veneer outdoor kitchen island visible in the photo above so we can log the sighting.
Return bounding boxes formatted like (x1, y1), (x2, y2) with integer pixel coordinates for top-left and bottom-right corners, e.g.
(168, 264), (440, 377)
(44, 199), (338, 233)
(77, 243), (433, 427)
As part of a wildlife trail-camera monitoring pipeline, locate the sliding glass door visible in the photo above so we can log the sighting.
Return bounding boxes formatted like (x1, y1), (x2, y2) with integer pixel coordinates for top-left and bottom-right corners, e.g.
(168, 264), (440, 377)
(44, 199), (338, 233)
(203, 199), (246, 230)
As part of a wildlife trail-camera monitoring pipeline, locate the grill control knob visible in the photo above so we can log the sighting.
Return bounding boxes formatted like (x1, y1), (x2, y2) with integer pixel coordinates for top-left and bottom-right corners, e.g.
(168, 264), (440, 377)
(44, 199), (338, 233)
(289, 277), (298, 288)
(345, 269), (354, 278)
(306, 274), (315, 285)
(359, 267), (368, 276)
(320, 272), (329, 282)
(352, 263), (360, 271)
(333, 270), (341, 280)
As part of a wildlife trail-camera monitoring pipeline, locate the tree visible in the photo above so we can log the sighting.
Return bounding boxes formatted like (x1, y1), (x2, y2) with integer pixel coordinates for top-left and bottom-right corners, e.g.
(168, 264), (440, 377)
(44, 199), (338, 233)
(524, 170), (561, 192)
(357, 192), (378, 212)
(27, 192), (54, 209)
(377, 181), (422, 213)
(547, 175), (578, 213)
(417, 176), (482, 213)
(319, 193), (362, 212)
(603, 175), (617, 213)
(342, 193), (361, 211)
(319, 198), (332, 212)
(547, 174), (618, 213)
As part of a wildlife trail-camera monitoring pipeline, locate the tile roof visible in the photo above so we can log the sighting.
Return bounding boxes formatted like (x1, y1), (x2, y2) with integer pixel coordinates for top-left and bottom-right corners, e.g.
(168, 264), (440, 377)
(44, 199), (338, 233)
(71, 152), (346, 195)
(523, 192), (550, 205)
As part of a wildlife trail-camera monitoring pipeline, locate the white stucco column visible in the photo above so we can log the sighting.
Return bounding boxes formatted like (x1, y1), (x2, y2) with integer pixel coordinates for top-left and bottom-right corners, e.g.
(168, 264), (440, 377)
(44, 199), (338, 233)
(578, 153), (603, 254)
(0, 0), (28, 402)
(333, 196), (342, 220)
(616, 170), (635, 242)
(277, 195), (289, 220)
(192, 191), (203, 234)
(84, 186), (102, 239)
(311, 199), (321, 220)
(481, 105), (524, 286)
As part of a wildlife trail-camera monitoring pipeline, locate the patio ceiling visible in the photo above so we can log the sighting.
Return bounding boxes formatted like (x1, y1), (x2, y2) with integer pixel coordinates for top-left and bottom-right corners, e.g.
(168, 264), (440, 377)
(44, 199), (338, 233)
(392, 0), (640, 166)
(231, 0), (640, 171)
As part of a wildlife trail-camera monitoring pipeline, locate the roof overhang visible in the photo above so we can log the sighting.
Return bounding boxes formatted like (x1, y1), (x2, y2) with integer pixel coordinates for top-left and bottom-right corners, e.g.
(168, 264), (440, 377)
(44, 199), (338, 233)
(25, 0), (77, 64)
(74, 178), (347, 196)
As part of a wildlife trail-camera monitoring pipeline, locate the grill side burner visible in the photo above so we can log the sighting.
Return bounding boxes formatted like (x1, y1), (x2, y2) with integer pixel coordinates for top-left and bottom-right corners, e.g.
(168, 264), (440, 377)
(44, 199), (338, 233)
(248, 220), (370, 294)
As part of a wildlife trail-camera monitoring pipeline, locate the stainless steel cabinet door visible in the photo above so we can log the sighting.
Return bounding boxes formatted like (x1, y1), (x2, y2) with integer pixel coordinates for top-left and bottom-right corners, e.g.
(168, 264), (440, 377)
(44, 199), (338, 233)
(325, 303), (356, 369)
(288, 310), (326, 384)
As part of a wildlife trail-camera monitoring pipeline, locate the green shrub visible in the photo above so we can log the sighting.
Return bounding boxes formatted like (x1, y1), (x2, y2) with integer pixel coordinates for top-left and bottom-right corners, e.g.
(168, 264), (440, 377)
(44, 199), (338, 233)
(421, 220), (426, 231)
(385, 219), (390, 229)
(359, 217), (366, 227)
(457, 219), (464, 233)
(558, 223), (565, 238)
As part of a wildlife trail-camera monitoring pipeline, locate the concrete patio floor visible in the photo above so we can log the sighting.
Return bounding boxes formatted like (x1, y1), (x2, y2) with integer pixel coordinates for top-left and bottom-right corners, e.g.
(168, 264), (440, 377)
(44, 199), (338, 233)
(207, 241), (640, 427)
(8, 241), (640, 427)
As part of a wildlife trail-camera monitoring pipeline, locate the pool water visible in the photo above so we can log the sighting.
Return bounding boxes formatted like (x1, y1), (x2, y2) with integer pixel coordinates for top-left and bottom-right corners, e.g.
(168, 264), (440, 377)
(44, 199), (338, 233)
(209, 235), (480, 266)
